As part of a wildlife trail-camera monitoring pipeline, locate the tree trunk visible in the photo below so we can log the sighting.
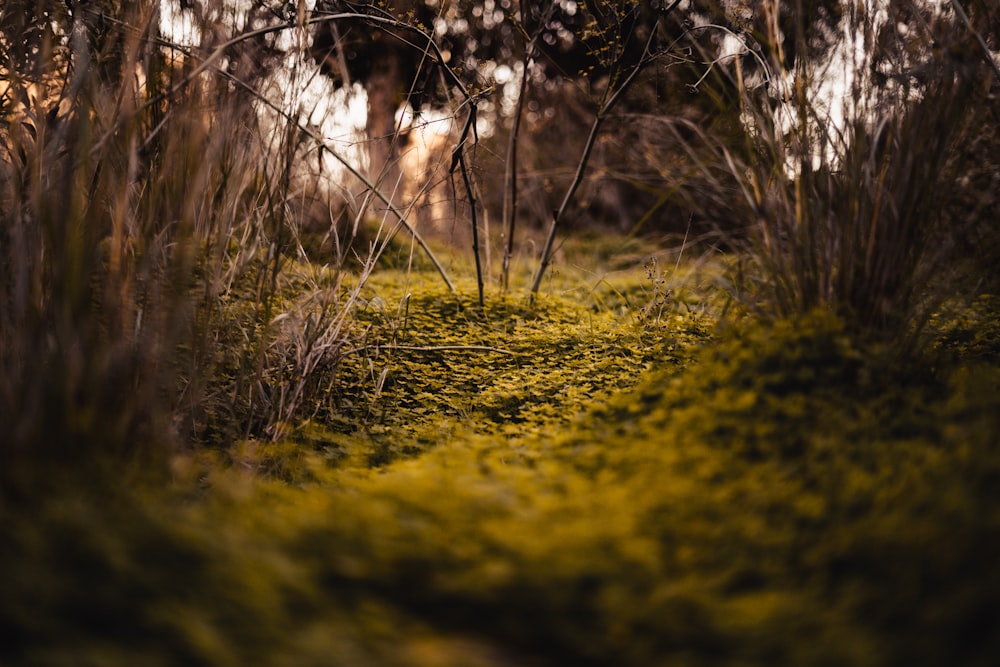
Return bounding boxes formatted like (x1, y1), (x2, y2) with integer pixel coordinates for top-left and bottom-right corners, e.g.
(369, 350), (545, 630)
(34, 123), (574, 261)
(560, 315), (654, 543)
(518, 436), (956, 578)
(365, 45), (404, 213)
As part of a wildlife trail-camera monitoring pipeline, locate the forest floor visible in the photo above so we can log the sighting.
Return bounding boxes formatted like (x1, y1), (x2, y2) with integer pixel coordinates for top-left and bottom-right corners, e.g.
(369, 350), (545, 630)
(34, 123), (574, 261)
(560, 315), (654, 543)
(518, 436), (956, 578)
(3, 237), (1000, 667)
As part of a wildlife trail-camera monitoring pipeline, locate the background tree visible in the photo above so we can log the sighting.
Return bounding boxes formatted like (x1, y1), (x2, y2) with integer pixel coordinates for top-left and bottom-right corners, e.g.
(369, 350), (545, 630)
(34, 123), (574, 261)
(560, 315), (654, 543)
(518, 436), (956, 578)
(310, 0), (688, 291)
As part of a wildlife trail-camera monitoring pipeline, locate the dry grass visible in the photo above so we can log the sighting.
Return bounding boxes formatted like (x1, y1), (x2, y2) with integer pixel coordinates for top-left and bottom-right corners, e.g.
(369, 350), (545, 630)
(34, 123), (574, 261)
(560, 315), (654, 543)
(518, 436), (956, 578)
(678, 2), (992, 351)
(0, 1), (367, 483)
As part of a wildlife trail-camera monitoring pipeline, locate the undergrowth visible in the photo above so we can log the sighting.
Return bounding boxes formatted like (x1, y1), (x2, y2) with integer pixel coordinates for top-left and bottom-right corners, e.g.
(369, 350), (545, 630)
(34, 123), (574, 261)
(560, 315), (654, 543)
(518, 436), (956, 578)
(3, 294), (998, 667)
(2, 3), (998, 666)
(286, 269), (712, 469)
(681, 2), (998, 351)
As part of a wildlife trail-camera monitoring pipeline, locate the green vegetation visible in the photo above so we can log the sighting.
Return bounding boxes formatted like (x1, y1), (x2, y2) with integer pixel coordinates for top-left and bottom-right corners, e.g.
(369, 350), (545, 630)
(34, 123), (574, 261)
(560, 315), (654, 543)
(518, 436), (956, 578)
(3, 1), (999, 665)
(3, 260), (999, 666)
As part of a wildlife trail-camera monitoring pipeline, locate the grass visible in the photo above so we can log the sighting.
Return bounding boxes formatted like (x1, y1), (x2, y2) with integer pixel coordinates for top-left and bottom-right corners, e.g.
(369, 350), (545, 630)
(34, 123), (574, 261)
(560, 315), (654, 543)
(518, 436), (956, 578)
(673, 2), (997, 352)
(0, 1), (372, 470)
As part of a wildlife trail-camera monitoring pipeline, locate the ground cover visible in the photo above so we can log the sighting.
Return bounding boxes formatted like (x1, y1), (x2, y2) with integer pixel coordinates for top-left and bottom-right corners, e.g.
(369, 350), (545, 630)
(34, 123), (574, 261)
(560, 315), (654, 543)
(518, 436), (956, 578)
(2, 257), (998, 667)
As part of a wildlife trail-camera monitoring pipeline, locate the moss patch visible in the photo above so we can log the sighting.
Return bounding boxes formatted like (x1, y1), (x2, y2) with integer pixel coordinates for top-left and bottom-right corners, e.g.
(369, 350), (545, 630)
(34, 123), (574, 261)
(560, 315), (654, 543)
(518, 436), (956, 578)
(3, 276), (998, 667)
(298, 269), (711, 467)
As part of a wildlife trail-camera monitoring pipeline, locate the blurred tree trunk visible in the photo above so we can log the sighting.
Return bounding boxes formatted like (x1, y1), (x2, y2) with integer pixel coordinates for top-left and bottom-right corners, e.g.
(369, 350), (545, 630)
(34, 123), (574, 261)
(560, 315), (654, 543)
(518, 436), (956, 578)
(365, 40), (404, 197)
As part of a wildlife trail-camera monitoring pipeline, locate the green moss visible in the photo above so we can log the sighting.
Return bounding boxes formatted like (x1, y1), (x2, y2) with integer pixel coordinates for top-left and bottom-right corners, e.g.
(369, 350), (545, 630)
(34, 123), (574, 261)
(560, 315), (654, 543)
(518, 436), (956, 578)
(4, 270), (998, 666)
(303, 269), (711, 467)
(278, 309), (998, 666)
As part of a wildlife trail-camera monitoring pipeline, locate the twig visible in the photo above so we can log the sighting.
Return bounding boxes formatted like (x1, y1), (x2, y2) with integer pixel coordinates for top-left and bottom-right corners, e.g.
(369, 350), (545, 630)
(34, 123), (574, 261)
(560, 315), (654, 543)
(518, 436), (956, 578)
(501, 55), (529, 292)
(451, 103), (485, 307)
(950, 0), (1000, 85)
(124, 11), (459, 292)
(501, 0), (556, 292)
(345, 344), (520, 356)
(211, 67), (456, 293)
(530, 18), (665, 295)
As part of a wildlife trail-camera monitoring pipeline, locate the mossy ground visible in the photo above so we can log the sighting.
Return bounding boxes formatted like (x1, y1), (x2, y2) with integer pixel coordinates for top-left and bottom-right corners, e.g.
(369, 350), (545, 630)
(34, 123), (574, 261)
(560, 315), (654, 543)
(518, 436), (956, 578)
(2, 245), (999, 667)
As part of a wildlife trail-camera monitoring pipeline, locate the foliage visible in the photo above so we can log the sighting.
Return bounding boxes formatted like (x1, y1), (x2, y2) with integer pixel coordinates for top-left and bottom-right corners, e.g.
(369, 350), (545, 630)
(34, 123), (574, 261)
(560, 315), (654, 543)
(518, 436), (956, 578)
(2, 3), (999, 665)
(310, 0), (667, 108)
(281, 253), (713, 466)
(3, 298), (999, 666)
(307, 0), (701, 292)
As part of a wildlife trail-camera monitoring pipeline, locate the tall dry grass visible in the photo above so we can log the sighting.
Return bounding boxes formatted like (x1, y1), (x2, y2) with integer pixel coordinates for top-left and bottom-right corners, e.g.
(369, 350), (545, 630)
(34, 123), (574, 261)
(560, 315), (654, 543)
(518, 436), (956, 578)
(688, 2), (990, 347)
(730, 83), (974, 340)
(0, 1), (361, 487)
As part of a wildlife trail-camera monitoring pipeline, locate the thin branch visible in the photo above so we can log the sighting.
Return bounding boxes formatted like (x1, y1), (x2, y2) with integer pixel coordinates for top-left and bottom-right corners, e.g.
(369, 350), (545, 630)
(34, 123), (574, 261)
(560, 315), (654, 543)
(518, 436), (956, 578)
(135, 12), (469, 113)
(345, 344), (520, 356)
(530, 18), (665, 294)
(501, 0), (555, 292)
(683, 23), (773, 93)
(203, 64), (456, 292)
(501, 56), (529, 292)
(950, 0), (1000, 85)
(116, 10), (460, 292)
(451, 102), (485, 307)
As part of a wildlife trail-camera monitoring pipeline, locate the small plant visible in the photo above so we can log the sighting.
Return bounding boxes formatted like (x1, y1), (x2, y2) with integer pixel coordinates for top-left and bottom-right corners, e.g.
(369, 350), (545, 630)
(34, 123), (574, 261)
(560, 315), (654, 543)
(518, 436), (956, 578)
(637, 257), (673, 332)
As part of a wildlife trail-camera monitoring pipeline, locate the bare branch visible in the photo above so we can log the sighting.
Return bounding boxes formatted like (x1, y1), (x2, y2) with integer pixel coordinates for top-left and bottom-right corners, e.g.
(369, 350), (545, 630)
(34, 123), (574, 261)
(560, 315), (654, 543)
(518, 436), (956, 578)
(950, 0), (1000, 85)
(530, 14), (666, 295)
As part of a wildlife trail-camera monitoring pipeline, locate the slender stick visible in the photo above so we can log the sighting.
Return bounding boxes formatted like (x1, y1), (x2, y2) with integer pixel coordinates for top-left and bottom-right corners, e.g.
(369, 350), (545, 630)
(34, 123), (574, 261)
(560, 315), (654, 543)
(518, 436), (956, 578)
(126, 11), (471, 114)
(125, 10), (461, 291)
(529, 115), (605, 295)
(950, 0), (1000, 85)
(346, 344), (520, 356)
(530, 21), (664, 295)
(206, 65), (456, 292)
(501, 62), (530, 292)
(452, 104), (485, 307)
(501, 2), (533, 292)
